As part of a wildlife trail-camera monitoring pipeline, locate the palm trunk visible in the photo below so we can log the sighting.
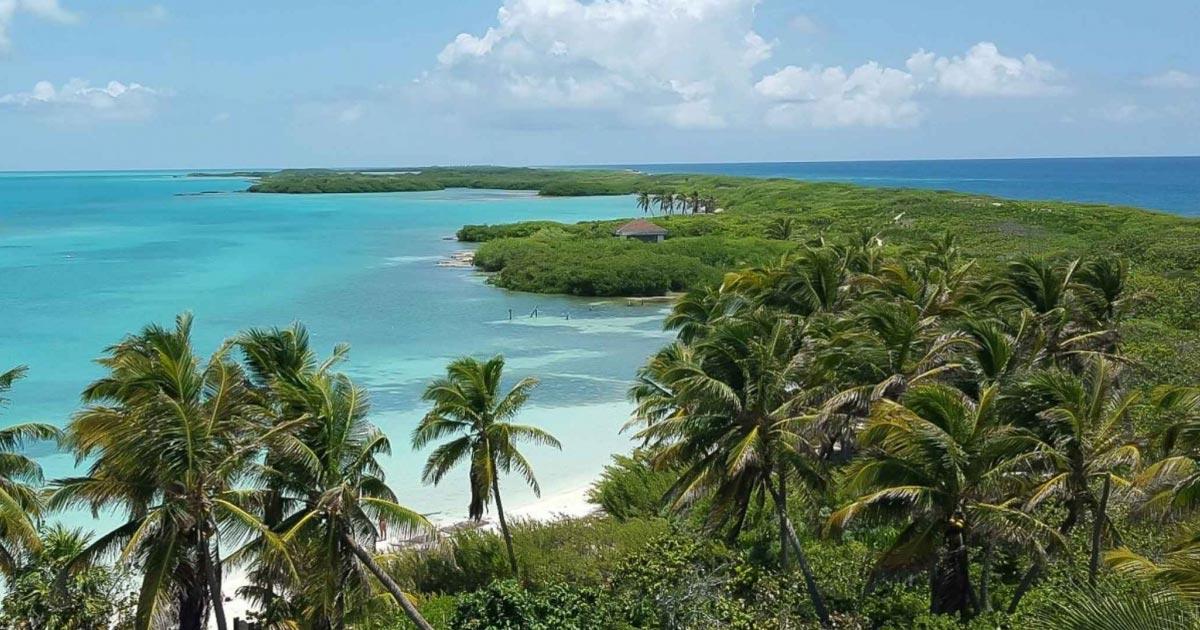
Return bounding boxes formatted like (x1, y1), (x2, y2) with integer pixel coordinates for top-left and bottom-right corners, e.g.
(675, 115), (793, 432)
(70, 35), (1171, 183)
(202, 527), (229, 630)
(979, 543), (993, 612)
(342, 532), (435, 630)
(930, 530), (972, 618)
(768, 479), (831, 626)
(490, 456), (520, 577)
(1089, 473), (1112, 587)
(778, 469), (789, 570)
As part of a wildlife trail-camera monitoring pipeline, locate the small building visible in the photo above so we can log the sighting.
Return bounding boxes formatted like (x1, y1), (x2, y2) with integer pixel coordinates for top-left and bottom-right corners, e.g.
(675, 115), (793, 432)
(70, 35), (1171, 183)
(614, 219), (668, 243)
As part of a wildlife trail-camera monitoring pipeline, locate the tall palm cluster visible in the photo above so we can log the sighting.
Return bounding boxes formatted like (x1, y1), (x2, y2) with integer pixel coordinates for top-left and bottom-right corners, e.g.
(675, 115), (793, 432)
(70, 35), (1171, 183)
(636, 190), (716, 216)
(628, 231), (1192, 623)
(0, 316), (559, 629)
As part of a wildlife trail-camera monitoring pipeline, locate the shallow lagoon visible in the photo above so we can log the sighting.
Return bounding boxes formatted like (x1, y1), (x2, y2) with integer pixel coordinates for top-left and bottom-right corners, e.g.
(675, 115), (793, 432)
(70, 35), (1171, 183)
(0, 172), (668, 524)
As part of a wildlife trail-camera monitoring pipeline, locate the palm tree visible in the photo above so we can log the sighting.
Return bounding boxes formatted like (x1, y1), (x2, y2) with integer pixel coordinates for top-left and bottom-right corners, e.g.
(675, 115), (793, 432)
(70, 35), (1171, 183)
(1025, 582), (1196, 630)
(1004, 356), (1143, 611)
(828, 383), (1058, 618)
(629, 314), (832, 625)
(765, 217), (795, 241)
(636, 192), (651, 215)
(1127, 385), (1200, 519)
(413, 356), (561, 575)
(0, 366), (59, 578)
(270, 369), (434, 630)
(674, 192), (688, 215)
(1108, 529), (1200, 603)
(652, 192), (673, 216)
(51, 314), (280, 630)
(687, 191), (701, 215)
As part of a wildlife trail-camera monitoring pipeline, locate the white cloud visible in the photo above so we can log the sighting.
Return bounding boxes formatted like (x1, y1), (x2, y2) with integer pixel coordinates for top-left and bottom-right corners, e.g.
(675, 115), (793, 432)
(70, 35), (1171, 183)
(906, 42), (1061, 97)
(420, 0), (773, 129)
(756, 62), (920, 128)
(337, 103), (364, 123)
(0, 0), (77, 51)
(0, 79), (163, 121)
(421, 3), (1061, 133)
(1142, 69), (1198, 89)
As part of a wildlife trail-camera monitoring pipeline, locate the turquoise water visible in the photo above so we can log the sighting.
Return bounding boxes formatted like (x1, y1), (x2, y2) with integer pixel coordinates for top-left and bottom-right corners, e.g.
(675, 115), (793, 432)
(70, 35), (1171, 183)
(0, 172), (668, 524)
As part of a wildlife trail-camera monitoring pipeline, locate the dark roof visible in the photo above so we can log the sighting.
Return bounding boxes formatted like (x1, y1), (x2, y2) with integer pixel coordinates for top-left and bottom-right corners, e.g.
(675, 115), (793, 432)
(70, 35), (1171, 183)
(614, 219), (668, 236)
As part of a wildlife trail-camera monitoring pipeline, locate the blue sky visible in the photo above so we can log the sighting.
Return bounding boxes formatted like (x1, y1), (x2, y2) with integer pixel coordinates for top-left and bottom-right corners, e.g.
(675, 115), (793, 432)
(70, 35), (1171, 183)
(0, 0), (1197, 169)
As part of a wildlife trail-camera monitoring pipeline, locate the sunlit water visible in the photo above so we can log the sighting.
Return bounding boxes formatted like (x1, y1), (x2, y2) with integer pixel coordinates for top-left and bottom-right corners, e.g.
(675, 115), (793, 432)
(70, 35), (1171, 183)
(0, 172), (670, 527)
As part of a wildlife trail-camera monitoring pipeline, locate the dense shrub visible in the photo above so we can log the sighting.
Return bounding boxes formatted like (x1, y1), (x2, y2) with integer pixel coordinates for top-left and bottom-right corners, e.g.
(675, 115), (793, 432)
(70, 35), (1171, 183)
(390, 516), (669, 595)
(587, 450), (678, 520)
(450, 580), (625, 630)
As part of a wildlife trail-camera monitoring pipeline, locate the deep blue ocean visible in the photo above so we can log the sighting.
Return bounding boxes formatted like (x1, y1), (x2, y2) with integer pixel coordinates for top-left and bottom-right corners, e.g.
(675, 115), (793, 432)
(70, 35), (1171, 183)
(604, 156), (1200, 216)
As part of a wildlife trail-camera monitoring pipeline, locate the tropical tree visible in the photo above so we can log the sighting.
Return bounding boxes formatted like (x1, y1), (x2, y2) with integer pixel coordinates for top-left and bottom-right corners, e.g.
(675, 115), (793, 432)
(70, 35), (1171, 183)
(51, 314), (279, 630)
(687, 191), (701, 215)
(636, 191), (651, 215)
(652, 192), (674, 216)
(765, 216), (796, 241)
(828, 383), (1059, 618)
(413, 355), (561, 575)
(267, 369), (434, 630)
(674, 192), (688, 214)
(0, 366), (59, 578)
(999, 356), (1144, 614)
(629, 313), (832, 625)
(0, 525), (135, 629)
(1108, 529), (1200, 603)
(1134, 384), (1200, 517)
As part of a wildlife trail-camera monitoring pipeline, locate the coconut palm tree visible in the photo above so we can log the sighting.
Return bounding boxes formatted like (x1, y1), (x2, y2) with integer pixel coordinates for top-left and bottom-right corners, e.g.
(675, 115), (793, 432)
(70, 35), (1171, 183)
(1108, 529), (1200, 603)
(636, 192), (651, 215)
(1127, 385), (1200, 518)
(687, 191), (701, 215)
(270, 369), (434, 630)
(674, 192), (688, 215)
(413, 356), (561, 575)
(1002, 356), (1144, 612)
(652, 192), (673, 216)
(765, 217), (795, 241)
(629, 313), (833, 625)
(0, 366), (59, 578)
(51, 314), (282, 630)
(828, 383), (1059, 618)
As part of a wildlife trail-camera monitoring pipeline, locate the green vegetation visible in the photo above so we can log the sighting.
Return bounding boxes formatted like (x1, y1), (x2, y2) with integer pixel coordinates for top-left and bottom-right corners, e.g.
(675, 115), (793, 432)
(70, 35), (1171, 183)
(245, 166), (658, 195)
(7, 168), (1200, 628)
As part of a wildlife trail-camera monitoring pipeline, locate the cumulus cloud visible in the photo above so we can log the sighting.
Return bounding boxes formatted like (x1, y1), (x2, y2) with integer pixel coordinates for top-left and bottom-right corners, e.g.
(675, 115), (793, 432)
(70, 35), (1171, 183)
(0, 79), (163, 121)
(1142, 69), (1198, 89)
(756, 42), (1062, 128)
(906, 42), (1061, 97)
(0, 0), (77, 51)
(756, 62), (920, 128)
(419, 0), (774, 129)
(419, 1), (1061, 132)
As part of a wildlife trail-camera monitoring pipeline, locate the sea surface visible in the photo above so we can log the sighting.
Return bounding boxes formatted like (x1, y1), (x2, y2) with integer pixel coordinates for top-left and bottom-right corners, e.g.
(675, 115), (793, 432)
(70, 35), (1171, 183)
(0, 172), (668, 527)
(606, 156), (1200, 216)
